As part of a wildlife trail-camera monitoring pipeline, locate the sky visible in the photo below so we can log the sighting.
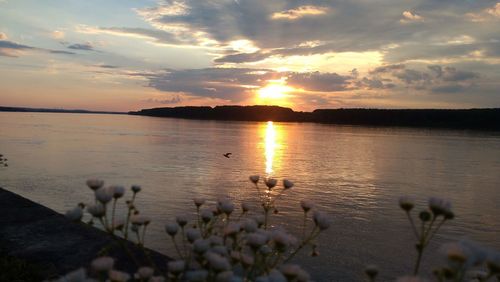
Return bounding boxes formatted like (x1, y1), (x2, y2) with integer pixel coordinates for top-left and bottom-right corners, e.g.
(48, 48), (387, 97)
(0, 0), (499, 112)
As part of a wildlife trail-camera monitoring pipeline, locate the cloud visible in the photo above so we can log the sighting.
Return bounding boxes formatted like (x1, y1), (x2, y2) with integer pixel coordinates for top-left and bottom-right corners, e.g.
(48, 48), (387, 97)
(144, 95), (182, 104)
(0, 39), (76, 57)
(466, 2), (500, 22)
(51, 30), (65, 39)
(96, 64), (119, 69)
(287, 72), (352, 92)
(0, 40), (34, 57)
(76, 25), (186, 45)
(67, 42), (94, 51)
(271, 6), (329, 20)
(0, 32), (7, 40)
(400, 11), (423, 23)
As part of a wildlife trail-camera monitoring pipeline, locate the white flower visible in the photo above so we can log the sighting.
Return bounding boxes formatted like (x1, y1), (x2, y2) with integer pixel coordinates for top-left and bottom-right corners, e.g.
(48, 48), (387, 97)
(215, 271), (235, 282)
(441, 242), (468, 263)
(249, 175), (260, 184)
(149, 276), (166, 282)
(91, 256), (114, 272)
(206, 252), (231, 272)
(186, 228), (201, 243)
(240, 253), (254, 267)
(428, 197), (452, 217)
(108, 269), (130, 282)
(136, 266), (154, 279)
(185, 270), (208, 282)
(87, 203), (105, 218)
(193, 239), (210, 254)
(272, 230), (296, 251)
(218, 199), (235, 215)
(65, 206), (83, 222)
(268, 269), (287, 282)
(131, 185), (141, 193)
(269, 269), (287, 282)
(131, 215), (151, 226)
(246, 233), (268, 248)
(300, 200), (314, 213)
(280, 264), (302, 279)
(95, 187), (113, 204)
(86, 179), (104, 191)
(313, 211), (330, 230)
(210, 245), (229, 256)
(193, 197), (206, 207)
(168, 260), (185, 275)
(283, 179), (294, 189)
(165, 223), (178, 236)
(109, 185), (125, 199)
(399, 196), (414, 211)
(265, 178), (278, 189)
(176, 215), (188, 227)
(61, 268), (87, 282)
(223, 222), (241, 237)
(395, 276), (428, 282)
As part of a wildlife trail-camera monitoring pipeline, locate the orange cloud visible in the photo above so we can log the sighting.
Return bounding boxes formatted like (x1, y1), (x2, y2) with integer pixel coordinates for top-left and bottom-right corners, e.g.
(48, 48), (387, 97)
(271, 5), (328, 20)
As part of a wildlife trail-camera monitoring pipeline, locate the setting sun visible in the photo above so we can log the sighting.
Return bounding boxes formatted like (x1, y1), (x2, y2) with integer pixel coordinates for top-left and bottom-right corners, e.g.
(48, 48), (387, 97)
(256, 78), (294, 106)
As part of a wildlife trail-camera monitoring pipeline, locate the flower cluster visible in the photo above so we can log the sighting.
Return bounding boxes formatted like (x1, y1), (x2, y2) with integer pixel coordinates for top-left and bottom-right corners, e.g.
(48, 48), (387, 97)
(57, 176), (330, 282)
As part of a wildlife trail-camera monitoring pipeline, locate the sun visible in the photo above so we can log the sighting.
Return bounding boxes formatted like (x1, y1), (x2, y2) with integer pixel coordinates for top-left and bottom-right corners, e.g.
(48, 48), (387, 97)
(256, 78), (294, 106)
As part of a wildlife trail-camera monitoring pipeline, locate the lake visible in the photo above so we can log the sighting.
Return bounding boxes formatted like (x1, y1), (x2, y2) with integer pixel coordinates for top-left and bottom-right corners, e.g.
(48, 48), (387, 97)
(0, 112), (499, 281)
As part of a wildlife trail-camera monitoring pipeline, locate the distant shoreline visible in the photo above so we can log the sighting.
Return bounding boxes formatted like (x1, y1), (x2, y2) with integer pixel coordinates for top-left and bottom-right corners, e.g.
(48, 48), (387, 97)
(2, 105), (499, 131)
(0, 106), (124, 115)
(129, 105), (500, 131)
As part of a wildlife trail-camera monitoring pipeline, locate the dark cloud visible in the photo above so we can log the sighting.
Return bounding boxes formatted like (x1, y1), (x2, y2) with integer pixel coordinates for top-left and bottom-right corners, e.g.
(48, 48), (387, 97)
(50, 50), (76, 55)
(214, 51), (270, 63)
(0, 40), (34, 50)
(97, 64), (119, 69)
(67, 43), (94, 51)
(287, 72), (352, 92)
(0, 39), (76, 57)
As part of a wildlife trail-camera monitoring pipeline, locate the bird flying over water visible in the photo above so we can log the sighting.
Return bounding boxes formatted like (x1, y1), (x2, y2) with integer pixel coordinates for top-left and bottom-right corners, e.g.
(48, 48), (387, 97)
(223, 153), (232, 158)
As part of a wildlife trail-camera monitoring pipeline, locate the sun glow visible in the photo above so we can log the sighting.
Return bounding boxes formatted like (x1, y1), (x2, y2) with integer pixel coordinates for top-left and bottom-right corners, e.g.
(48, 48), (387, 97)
(256, 78), (294, 106)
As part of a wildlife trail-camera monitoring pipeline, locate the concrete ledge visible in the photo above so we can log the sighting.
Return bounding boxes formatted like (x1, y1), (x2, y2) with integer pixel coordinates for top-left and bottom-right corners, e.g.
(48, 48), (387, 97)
(0, 187), (169, 278)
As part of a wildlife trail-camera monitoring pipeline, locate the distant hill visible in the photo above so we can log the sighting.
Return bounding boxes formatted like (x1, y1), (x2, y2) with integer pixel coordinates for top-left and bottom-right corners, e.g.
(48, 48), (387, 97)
(130, 105), (500, 130)
(0, 106), (123, 115)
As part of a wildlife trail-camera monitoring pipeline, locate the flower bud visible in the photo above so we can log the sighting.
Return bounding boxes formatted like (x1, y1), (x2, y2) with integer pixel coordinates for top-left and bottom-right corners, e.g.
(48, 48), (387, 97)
(91, 256), (114, 272)
(300, 200), (314, 213)
(283, 179), (294, 189)
(399, 196), (414, 212)
(65, 206), (83, 222)
(264, 178), (278, 189)
(136, 266), (154, 279)
(131, 185), (141, 193)
(87, 203), (105, 218)
(176, 215), (188, 227)
(194, 197), (206, 207)
(249, 175), (260, 184)
(110, 185), (125, 199)
(168, 260), (185, 275)
(165, 222), (179, 236)
(86, 179), (104, 191)
(95, 187), (113, 204)
(419, 210), (431, 222)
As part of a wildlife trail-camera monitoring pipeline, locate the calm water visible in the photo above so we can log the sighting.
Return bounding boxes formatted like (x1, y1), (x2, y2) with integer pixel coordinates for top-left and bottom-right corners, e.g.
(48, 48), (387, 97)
(1, 112), (499, 281)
